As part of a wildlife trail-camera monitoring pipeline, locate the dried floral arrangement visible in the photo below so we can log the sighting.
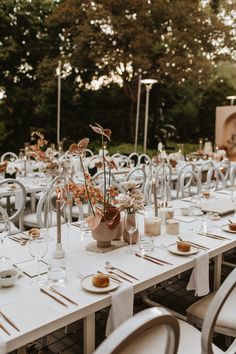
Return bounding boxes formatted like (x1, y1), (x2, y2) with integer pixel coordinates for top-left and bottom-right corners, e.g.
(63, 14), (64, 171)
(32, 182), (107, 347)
(28, 131), (48, 161)
(67, 123), (120, 231)
(116, 181), (145, 214)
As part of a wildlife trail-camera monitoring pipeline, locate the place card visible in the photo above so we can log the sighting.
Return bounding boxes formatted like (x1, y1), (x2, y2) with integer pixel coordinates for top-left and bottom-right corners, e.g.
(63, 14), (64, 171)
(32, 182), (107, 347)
(14, 259), (48, 278)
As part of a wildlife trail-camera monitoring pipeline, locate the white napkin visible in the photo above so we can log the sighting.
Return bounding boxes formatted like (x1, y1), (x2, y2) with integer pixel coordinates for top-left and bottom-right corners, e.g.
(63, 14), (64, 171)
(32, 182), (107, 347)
(0, 337), (6, 353)
(106, 283), (133, 336)
(186, 252), (209, 296)
(15, 190), (23, 210)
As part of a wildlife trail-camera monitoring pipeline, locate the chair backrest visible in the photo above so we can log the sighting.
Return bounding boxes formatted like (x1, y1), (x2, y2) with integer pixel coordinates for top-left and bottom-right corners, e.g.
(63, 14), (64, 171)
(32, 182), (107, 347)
(197, 160), (214, 183)
(230, 164), (236, 187)
(176, 163), (196, 198)
(154, 163), (172, 201)
(0, 178), (26, 225)
(201, 269), (236, 354)
(93, 170), (116, 185)
(126, 167), (147, 192)
(1, 152), (18, 162)
(128, 152), (139, 167)
(138, 153), (151, 166)
(98, 180), (125, 195)
(36, 185), (68, 229)
(178, 170), (202, 198)
(218, 157), (231, 184)
(85, 148), (94, 157)
(93, 307), (179, 354)
(205, 166), (226, 191)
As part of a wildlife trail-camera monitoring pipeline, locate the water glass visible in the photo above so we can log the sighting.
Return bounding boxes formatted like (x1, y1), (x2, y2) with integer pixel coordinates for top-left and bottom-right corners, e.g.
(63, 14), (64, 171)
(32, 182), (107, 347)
(124, 212), (138, 254)
(199, 213), (213, 234)
(231, 190), (236, 217)
(48, 257), (66, 287)
(190, 195), (202, 232)
(0, 206), (10, 268)
(139, 236), (154, 255)
(28, 234), (48, 286)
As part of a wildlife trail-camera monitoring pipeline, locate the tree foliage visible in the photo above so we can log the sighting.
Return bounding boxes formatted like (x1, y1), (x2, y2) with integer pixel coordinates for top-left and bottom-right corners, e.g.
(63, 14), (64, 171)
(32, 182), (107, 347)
(0, 0), (235, 152)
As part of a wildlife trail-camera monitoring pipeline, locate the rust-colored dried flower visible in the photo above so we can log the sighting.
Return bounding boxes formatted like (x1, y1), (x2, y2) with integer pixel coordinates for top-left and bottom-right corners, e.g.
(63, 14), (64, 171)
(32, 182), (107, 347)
(77, 138), (89, 154)
(68, 143), (79, 154)
(90, 123), (112, 141)
(104, 206), (121, 229)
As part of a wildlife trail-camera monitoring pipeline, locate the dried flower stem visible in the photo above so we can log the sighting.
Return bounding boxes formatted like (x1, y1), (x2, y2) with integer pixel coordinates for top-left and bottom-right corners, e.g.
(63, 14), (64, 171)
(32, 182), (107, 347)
(79, 155), (95, 216)
(108, 166), (111, 205)
(102, 135), (106, 216)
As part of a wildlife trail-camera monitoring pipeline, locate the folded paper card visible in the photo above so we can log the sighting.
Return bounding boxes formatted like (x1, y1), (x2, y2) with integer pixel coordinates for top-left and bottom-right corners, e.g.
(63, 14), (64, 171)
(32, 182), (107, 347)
(14, 259), (48, 278)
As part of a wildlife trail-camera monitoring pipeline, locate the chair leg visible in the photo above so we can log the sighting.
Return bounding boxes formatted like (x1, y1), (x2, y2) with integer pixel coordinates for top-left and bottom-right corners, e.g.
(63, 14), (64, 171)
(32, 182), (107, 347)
(141, 289), (187, 321)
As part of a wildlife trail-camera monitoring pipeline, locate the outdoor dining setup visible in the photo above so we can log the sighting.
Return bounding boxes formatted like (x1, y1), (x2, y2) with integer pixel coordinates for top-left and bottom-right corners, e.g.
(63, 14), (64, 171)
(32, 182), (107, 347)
(0, 125), (236, 354)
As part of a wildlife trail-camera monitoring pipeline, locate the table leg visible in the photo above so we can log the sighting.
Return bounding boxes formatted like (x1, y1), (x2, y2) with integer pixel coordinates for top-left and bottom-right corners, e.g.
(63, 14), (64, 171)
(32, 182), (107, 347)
(17, 347), (26, 354)
(84, 313), (95, 354)
(31, 192), (36, 213)
(213, 254), (222, 290)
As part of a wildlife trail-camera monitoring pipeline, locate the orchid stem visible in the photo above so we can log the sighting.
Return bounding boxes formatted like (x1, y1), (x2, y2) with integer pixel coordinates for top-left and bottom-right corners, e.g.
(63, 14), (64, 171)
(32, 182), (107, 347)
(102, 136), (106, 216)
(79, 155), (95, 216)
(108, 166), (111, 205)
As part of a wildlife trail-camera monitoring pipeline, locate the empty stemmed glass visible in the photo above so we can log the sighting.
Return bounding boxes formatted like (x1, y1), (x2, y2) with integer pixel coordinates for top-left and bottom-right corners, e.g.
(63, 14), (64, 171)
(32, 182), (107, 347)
(231, 189), (236, 218)
(190, 195), (202, 232)
(0, 206), (10, 268)
(124, 212), (138, 254)
(28, 233), (48, 286)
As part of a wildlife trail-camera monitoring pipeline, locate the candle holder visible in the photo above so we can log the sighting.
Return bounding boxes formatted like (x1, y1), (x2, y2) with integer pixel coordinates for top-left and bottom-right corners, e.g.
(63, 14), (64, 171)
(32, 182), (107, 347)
(199, 138), (203, 152)
(53, 190), (65, 259)
(53, 242), (65, 259)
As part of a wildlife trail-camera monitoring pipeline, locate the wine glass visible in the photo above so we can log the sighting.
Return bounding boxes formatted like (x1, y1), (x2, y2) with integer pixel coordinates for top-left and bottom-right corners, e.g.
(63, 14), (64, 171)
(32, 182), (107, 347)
(231, 190), (236, 218)
(0, 206), (10, 268)
(124, 212), (138, 254)
(190, 195), (202, 232)
(28, 234), (48, 286)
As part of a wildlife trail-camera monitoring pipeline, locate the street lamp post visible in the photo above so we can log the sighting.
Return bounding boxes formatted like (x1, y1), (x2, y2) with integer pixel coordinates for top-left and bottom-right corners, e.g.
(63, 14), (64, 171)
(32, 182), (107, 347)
(57, 60), (62, 146)
(134, 74), (142, 153)
(141, 79), (157, 154)
(226, 96), (236, 106)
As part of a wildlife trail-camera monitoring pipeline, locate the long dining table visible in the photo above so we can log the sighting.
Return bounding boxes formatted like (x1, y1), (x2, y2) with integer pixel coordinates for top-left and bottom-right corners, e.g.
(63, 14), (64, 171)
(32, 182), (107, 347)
(0, 189), (236, 354)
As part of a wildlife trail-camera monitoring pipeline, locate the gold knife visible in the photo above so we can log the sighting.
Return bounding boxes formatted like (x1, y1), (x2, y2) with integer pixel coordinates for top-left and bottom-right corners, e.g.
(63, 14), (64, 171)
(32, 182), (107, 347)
(108, 271), (133, 283)
(40, 288), (68, 307)
(49, 287), (78, 305)
(0, 311), (20, 332)
(0, 322), (10, 336)
(135, 253), (163, 265)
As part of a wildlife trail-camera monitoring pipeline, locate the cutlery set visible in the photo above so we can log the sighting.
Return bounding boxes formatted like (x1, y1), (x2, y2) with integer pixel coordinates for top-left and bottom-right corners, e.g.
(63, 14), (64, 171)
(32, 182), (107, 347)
(8, 235), (27, 245)
(40, 287), (78, 307)
(0, 310), (20, 336)
(198, 232), (231, 241)
(135, 253), (173, 266)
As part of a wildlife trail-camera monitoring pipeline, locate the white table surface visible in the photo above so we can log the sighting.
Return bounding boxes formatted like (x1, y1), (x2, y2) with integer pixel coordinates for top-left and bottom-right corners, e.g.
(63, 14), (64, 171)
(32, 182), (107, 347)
(1, 191), (236, 354)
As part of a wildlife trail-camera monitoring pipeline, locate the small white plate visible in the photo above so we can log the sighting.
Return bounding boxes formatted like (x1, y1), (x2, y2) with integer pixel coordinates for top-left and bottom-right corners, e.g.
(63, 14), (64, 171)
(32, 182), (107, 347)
(80, 274), (119, 293)
(222, 225), (236, 234)
(168, 243), (199, 256)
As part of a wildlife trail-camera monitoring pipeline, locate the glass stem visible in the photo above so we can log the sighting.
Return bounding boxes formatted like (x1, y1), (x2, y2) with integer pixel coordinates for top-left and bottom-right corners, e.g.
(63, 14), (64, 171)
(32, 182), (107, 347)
(0, 238), (3, 259)
(37, 258), (41, 283)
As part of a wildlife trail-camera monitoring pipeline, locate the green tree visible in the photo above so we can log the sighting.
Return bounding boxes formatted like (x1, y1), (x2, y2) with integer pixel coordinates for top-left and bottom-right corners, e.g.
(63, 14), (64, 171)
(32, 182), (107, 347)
(0, 0), (57, 152)
(47, 0), (234, 145)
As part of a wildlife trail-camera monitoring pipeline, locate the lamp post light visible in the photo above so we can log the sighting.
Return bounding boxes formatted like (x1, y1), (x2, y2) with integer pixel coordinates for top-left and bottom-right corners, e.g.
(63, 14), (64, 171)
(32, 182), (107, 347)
(57, 60), (62, 146)
(141, 79), (157, 154)
(226, 96), (236, 106)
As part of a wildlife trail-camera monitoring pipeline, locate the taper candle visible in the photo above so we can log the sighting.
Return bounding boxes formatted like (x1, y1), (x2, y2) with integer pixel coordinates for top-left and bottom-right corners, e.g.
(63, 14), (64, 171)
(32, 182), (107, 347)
(56, 191), (62, 244)
(152, 178), (158, 217)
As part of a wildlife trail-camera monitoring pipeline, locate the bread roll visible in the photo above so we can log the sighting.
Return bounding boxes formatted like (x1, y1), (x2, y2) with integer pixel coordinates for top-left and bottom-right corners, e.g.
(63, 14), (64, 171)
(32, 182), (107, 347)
(177, 241), (191, 252)
(28, 228), (40, 238)
(229, 223), (236, 231)
(92, 273), (110, 288)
